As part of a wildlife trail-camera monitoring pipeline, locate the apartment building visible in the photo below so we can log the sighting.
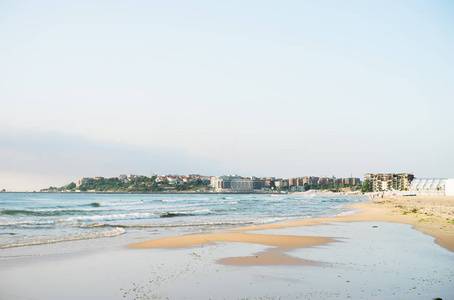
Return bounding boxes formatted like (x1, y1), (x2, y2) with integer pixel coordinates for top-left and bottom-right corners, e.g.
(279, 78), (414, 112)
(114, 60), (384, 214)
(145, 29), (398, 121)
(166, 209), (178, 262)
(289, 176), (361, 187)
(343, 177), (361, 185)
(275, 179), (289, 188)
(210, 176), (264, 192)
(364, 173), (414, 191)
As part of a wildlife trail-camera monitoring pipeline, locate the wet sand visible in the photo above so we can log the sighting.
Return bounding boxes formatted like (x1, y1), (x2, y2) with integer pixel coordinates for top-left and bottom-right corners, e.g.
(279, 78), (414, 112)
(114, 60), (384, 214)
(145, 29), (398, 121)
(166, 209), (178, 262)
(229, 195), (454, 252)
(129, 232), (336, 266)
(130, 196), (454, 262)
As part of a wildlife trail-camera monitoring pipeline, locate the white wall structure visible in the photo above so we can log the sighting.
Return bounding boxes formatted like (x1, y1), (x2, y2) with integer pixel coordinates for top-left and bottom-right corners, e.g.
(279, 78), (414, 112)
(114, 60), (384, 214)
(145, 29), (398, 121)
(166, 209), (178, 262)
(445, 179), (454, 196)
(408, 178), (446, 195)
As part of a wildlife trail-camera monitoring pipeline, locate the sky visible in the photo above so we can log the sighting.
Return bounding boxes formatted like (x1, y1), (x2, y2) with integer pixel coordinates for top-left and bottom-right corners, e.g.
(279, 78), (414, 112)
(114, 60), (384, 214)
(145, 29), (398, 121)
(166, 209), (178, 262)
(1, 0), (453, 191)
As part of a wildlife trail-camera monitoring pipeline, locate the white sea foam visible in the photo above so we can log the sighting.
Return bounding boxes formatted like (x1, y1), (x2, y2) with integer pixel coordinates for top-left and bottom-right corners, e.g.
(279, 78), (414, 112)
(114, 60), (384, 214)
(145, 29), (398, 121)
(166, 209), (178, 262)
(64, 212), (159, 222)
(223, 201), (238, 204)
(0, 227), (125, 249)
(191, 209), (211, 214)
(0, 220), (56, 227)
(97, 201), (145, 207)
(159, 198), (211, 202)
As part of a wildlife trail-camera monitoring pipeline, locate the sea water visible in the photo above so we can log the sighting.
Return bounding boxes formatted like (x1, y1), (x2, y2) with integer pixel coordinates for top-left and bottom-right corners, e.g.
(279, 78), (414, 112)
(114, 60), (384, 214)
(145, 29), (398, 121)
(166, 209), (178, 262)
(0, 193), (366, 253)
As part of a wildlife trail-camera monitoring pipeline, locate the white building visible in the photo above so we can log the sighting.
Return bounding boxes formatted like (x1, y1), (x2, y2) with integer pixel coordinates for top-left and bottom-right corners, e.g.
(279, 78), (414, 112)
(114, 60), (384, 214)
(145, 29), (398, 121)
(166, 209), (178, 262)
(211, 176), (264, 192)
(445, 179), (454, 196)
(118, 174), (128, 183)
(409, 178), (447, 195)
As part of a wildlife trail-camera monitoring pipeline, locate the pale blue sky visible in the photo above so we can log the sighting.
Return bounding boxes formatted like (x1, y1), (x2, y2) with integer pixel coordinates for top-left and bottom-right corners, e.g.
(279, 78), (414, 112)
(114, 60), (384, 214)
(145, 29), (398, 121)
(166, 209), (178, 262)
(1, 1), (453, 190)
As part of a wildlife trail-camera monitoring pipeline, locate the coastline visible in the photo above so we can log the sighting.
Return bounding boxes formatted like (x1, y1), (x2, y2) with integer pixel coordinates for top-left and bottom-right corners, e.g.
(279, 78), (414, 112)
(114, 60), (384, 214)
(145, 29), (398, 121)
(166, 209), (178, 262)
(2, 190), (362, 195)
(123, 194), (454, 298)
(1, 194), (453, 299)
(1, 191), (287, 194)
(230, 195), (454, 252)
(130, 195), (454, 253)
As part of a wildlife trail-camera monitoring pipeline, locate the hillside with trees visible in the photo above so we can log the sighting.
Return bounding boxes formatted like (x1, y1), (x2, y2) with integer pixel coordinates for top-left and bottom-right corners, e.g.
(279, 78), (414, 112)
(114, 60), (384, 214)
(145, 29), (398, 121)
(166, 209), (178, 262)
(42, 176), (211, 193)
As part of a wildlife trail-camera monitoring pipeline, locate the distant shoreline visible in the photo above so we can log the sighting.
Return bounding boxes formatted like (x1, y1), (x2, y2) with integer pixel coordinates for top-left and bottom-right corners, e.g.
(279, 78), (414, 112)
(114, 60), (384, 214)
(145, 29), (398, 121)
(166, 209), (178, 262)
(0, 191), (287, 195)
(0, 190), (365, 195)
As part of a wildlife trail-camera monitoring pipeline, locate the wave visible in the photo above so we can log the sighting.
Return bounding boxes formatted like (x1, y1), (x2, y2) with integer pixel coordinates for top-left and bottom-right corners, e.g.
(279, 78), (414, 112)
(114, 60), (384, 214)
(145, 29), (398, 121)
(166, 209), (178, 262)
(0, 227), (125, 249)
(321, 198), (350, 203)
(222, 201), (238, 205)
(0, 209), (94, 217)
(159, 197), (208, 203)
(65, 209), (212, 222)
(0, 202), (164, 217)
(0, 220), (56, 227)
(160, 209), (211, 218)
(91, 201), (145, 207)
(160, 212), (192, 218)
(1, 209), (37, 215)
(64, 212), (159, 223)
(212, 207), (239, 212)
(76, 220), (260, 229)
(1, 208), (213, 227)
(158, 199), (181, 202)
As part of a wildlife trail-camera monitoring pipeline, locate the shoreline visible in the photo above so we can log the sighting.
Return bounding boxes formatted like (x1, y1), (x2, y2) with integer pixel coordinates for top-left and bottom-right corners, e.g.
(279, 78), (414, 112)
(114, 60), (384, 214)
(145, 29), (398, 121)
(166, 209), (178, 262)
(2, 195), (453, 299)
(1, 191), (285, 194)
(230, 195), (454, 252)
(1, 190), (362, 195)
(130, 195), (454, 256)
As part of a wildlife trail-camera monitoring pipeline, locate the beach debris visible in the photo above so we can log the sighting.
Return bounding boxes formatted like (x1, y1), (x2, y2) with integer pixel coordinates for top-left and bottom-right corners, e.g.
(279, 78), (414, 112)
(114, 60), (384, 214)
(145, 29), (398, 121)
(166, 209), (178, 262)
(372, 226), (378, 228)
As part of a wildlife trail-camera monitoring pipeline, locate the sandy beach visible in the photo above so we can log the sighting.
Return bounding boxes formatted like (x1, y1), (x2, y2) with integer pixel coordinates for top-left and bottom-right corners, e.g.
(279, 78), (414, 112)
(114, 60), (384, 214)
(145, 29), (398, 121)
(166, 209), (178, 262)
(122, 195), (454, 299)
(130, 195), (454, 257)
(229, 195), (454, 252)
(1, 195), (453, 299)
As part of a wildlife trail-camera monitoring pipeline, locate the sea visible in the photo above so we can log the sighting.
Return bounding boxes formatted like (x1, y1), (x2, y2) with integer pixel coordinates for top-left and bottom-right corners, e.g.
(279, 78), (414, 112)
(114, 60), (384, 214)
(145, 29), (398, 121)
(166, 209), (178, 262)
(0, 193), (366, 256)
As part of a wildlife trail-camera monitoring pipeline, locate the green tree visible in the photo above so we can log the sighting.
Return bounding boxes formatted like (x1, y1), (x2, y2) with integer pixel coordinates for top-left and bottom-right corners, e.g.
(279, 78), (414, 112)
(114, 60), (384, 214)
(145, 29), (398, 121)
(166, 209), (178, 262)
(67, 182), (76, 190)
(361, 180), (373, 193)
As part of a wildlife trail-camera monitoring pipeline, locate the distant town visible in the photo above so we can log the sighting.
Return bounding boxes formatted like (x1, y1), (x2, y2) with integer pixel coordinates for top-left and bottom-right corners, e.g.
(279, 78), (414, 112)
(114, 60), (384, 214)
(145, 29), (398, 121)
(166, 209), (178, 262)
(35, 173), (454, 196)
